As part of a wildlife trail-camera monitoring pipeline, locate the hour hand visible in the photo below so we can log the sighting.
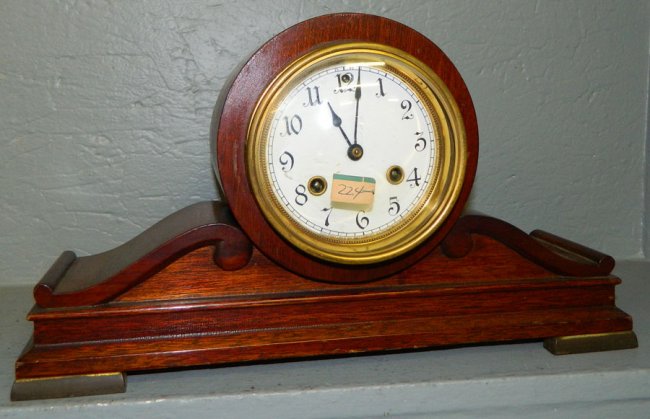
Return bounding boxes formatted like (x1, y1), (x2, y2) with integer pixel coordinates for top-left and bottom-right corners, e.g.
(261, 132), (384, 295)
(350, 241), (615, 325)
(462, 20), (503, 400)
(327, 102), (352, 147)
(327, 101), (364, 161)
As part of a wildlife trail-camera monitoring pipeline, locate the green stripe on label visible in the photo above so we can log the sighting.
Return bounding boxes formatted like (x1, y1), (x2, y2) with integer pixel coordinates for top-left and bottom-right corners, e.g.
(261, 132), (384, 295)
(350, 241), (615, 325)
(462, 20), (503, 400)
(333, 174), (376, 184)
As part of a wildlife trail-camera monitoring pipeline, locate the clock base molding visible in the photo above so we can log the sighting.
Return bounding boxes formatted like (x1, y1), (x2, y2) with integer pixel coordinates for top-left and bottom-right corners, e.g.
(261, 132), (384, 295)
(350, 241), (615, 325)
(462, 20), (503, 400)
(12, 201), (637, 400)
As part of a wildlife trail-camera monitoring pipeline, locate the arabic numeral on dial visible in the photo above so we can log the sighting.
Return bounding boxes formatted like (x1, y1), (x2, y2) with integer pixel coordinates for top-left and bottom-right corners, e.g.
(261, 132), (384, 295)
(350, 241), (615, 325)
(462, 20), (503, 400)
(303, 86), (322, 107)
(388, 196), (400, 216)
(376, 78), (386, 97)
(282, 114), (302, 136)
(356, 211), (369, 230)
(295, 184), (308, 206)
(401, 100), (413, 120)
(414, 133), (427, 152)
(336, 72), (354, 88)
(406, 168), (421, 187)
(322, 207), (333, 226)
(278, 151), (294, 172)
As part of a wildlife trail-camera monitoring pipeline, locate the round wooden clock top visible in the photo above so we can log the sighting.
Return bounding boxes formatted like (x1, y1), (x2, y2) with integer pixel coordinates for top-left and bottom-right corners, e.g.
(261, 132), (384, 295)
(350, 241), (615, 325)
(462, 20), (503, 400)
(212, 13), (478, 282)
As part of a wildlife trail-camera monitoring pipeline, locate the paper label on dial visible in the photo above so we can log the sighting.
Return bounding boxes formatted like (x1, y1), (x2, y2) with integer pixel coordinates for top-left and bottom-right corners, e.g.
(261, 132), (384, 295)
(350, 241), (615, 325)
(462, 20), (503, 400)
(330, 174), (376, 207)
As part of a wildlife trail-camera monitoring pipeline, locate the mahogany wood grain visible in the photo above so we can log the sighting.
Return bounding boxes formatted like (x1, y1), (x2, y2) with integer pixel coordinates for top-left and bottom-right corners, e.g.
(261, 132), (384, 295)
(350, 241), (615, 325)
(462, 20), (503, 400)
(213, 13), (479, 282)
(14, 204), (635, 382)
(30, 279), (618, 346)
(33, 202), (252, 308)
(17, 305), (631, 379)
(114, 237), (553, 303)
(33, 203), (619, 308)
(442, 214), (615, 276)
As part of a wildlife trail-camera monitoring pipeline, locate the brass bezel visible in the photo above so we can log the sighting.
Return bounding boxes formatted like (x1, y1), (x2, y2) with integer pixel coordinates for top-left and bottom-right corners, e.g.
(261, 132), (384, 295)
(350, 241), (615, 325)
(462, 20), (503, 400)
(246, 42), (467, 265)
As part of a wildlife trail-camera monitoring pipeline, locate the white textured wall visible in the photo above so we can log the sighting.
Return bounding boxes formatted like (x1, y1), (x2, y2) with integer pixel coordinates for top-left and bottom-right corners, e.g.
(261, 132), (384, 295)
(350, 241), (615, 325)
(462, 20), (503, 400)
(646, 34), (650, 258)
(1, 0), (648, 285)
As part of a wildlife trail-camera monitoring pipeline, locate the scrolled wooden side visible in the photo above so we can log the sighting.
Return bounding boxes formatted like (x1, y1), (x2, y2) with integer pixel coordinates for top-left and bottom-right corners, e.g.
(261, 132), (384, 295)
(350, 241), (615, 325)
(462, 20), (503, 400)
(33, 201), (252, 308)
(441, 214), (614, 277)
(33, 251), (77, 304)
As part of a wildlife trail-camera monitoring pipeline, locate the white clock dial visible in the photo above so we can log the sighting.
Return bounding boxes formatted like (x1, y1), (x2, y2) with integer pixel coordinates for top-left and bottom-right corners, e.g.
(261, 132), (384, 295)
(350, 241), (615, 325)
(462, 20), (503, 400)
(266, 63), (437, 240)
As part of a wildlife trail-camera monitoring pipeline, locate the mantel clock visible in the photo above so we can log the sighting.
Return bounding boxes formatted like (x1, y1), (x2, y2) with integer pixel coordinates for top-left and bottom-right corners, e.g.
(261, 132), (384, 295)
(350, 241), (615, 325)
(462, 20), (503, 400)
(12, 14), (636, 401)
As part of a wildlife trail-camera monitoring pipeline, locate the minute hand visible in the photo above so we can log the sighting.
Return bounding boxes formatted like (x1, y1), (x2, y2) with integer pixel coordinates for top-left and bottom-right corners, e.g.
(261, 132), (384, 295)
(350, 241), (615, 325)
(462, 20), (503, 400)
(353, 67), (361, 143)
(327, 102), (353, 147)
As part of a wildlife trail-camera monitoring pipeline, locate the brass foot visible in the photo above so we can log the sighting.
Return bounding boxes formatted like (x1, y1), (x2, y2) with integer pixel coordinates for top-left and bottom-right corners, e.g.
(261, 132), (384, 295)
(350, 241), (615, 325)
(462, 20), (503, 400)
(11, 372), (126, 401)
(544, 331), (638, 355)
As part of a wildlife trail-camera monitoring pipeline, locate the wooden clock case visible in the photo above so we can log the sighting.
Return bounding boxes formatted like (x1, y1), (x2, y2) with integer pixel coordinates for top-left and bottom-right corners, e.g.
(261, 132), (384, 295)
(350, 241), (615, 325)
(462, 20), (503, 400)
(12, 14), (636, 401)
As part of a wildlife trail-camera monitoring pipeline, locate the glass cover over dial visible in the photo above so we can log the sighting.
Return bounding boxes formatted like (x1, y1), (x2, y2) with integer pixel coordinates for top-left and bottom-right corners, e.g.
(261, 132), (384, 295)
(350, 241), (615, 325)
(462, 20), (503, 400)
(247, 44), (466, 264)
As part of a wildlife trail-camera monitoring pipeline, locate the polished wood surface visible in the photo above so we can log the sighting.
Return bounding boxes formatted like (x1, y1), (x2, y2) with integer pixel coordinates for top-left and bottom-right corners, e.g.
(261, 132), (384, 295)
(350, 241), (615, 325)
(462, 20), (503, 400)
(14, 202), (635, 382)
(443, 214), (615, 276)
(213, 13), (479, 282)
(33, 202), (252, 308)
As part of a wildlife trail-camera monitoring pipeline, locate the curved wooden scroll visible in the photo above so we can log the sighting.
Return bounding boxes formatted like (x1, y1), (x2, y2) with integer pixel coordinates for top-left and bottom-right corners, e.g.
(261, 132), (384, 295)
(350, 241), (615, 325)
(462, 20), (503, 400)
(33, 204), (616, 309)
(441, 214), (615, 277)
(34, 201), (252, 308)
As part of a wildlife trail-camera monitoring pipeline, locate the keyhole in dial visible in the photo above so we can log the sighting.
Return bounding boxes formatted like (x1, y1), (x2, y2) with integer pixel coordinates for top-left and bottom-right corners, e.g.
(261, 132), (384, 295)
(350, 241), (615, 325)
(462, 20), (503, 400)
(308, 176), (328, 196)
(387, 165), (404, 184)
